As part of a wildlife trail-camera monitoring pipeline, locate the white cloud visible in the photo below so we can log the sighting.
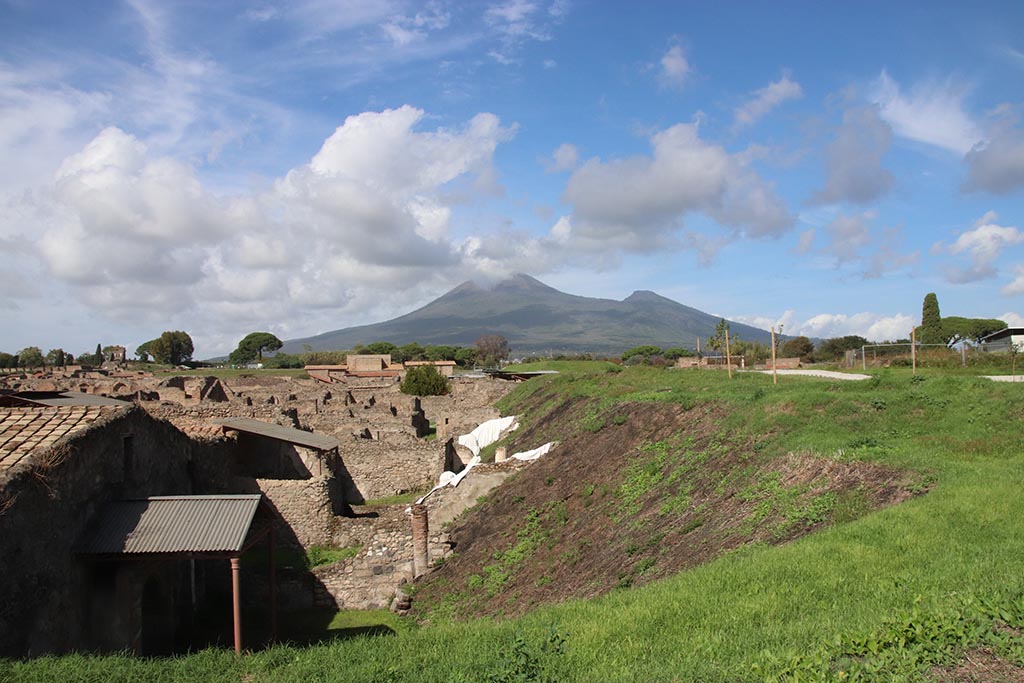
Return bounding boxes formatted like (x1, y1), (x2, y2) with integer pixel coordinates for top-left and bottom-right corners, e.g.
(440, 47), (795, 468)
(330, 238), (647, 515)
(963, 127), (1024, 194)
(812, 106), (894, 205)
(734, 73), (803, 129)
(794, 312), (915, 342)
(1002, 265), (1024, 296)
(941, 211), (1024, 283)
(870, 70), (982, 155)
(544, 143), (578, 172)
(1000, 312), (1024, 327)
(658, 44), (691, 88)
(562, 121), (793, 254)
(822, 212), (873, 262)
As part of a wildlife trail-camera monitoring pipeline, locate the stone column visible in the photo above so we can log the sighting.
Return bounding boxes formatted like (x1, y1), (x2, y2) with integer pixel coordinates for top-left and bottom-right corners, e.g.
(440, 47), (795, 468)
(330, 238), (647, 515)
(495, 446), (507, 463)
(411, 503), (430, 577)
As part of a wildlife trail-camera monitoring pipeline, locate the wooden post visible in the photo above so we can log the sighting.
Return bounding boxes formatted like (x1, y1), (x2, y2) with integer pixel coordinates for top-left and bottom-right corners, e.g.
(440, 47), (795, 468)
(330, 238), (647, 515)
(911, 328), (917, 375)
(268, 526), (277, 644)
(230, 557), (243, 654)
(725, 329), (733, 380)
(770, 326), (778, 385)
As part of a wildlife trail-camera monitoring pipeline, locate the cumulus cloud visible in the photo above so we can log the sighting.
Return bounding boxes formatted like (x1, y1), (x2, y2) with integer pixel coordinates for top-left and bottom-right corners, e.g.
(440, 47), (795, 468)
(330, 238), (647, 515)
(544, 143), (579, 172)
(22, 107), (518, 351)
(658, 44), (691, 88)
(1000, 312), (1024, 327)
(795, 312), (915, 342)
(963, 128), (1024, 194)
(870, 70), (982, 154)
(822, 212), (873, 262)
(940, 211), (1024, 283)
(1001, 265), (1024, 296)
(811, 106), (894, 205)
(734, 73), (803, 129)
(562, 121), (793, 254)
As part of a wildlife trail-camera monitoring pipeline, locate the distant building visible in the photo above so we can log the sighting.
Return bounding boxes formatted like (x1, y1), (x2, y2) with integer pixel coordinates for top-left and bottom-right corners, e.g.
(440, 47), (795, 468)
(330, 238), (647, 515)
(980, 327), (1024, 352)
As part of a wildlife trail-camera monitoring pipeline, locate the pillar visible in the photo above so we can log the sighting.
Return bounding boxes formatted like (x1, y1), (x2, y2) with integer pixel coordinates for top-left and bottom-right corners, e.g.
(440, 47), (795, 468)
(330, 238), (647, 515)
(411, 504), (429, 577)
(495, 446), (507, 463)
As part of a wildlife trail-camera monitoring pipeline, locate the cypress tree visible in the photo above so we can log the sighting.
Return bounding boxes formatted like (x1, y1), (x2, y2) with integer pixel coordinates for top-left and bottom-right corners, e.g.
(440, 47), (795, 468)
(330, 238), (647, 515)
(921, 293), (944, 345)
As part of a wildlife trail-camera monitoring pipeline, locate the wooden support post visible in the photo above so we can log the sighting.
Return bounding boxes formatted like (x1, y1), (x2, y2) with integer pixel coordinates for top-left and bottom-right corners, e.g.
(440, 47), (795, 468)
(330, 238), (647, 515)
(268, 526), (277, 644)
(230, 557), (242, 655)
(911, 328), (917, 375)
(725, 329), (733, 380)
(770, 326), (778, 385)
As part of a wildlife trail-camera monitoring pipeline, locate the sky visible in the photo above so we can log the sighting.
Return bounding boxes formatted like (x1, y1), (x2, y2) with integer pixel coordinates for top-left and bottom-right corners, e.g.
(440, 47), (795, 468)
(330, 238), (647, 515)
(1, 0), (1023, 359)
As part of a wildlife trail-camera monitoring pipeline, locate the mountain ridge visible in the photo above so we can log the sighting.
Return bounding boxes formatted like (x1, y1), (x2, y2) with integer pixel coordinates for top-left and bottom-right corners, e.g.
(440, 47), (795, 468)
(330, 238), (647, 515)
(281, 274), (772, 354)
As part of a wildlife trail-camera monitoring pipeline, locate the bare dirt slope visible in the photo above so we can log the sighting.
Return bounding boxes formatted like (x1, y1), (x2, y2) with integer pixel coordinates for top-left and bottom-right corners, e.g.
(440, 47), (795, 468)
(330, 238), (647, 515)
(413, 397), (921, 619)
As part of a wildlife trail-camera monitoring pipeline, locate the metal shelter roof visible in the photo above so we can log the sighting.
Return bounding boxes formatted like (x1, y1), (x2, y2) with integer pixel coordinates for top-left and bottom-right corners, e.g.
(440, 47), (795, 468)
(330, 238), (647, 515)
(217, 417), (339, 451)
(0, 391), (129, 408)
(79, 495), (262, 556)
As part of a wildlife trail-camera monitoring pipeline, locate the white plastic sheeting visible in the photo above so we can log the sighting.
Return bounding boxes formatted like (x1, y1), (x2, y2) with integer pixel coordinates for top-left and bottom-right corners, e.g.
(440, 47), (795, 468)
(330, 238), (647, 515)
(457, 415), (519, 456)
(511, 442), (556, 461)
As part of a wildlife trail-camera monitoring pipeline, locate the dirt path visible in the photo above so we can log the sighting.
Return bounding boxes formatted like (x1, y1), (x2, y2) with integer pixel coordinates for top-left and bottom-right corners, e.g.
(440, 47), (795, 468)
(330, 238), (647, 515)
(754, 369), (871, 380)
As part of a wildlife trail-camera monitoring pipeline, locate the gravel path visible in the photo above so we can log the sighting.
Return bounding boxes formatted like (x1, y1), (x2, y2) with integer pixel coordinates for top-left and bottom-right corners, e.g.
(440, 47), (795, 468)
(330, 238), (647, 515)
(754, 369), (871, 381)
(984, 375), (1024, 382)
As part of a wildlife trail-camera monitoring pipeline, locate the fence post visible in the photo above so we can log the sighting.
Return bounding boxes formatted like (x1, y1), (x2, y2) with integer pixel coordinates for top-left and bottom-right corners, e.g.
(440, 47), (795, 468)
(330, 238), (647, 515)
(862, 345), (866, 371)
(725, 329), (733, 380)
(770, 327), (777, 385)
(911, 329), (917, 375)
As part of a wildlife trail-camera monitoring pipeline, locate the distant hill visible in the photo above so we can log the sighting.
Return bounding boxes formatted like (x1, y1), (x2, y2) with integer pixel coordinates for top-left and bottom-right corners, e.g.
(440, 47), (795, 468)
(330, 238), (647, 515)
(281, 274), (772, 355)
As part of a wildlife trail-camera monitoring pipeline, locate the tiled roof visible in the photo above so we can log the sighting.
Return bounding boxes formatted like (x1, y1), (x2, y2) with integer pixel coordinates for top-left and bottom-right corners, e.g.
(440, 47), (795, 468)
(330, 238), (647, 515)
(0, 406), (126, 474)
(78, 495), (262, 555)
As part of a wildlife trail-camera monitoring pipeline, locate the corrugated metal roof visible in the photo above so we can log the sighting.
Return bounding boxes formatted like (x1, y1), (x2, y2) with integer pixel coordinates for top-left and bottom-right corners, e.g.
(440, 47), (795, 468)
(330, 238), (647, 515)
(0, 391), (129, 408)
(79, 495), (262, 555)
(217, 417), (339, 451)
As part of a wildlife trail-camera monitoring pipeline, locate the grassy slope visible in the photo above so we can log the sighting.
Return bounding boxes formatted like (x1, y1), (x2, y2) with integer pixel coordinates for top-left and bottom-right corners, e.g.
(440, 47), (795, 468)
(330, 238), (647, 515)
(6, 365), (1024, 681)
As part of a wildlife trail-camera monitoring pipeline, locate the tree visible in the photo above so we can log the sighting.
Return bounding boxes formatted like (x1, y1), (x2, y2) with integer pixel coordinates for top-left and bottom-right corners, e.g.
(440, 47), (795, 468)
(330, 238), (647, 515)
(920, 293), (944, 345)
(780, 336), (814, 359)
(816, 335), (870, 360)
(18, 346), (44, 369)
(941, 317), (1007, 347)
(45, 348), (66, 367)
(363, 341), (397, 356)
(0, 352), (16, 369)
(395, 342), (425, 363)
(662, 347), (695, 360)
(474, 334), (510, 366)
(621, 345), (662, 362)
(400, 365), (450, 396)
(149, 331), (194, 365)
(136, 340), (154, 362)
(229, 332), (283, 365)
(706, 319), (730, 354)
(454, 347), (477, 367)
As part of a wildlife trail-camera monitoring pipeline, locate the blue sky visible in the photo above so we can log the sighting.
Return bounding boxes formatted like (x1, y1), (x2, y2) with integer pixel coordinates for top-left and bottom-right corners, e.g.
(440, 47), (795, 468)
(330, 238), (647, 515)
(1, 0), (1023, 358)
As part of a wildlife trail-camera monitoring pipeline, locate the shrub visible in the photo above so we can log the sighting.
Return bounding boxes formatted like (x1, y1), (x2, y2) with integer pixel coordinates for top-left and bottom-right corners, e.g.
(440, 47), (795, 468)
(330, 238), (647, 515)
(401, 365), (450, 396)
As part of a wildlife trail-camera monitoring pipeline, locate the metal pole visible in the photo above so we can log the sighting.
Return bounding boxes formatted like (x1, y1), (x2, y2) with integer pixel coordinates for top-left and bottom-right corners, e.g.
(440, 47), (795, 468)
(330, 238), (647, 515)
(961, 345), (966, 367)
(862, 345), (866, 372)
(230, 557), (242, 654)
(770, 327), (777, 385)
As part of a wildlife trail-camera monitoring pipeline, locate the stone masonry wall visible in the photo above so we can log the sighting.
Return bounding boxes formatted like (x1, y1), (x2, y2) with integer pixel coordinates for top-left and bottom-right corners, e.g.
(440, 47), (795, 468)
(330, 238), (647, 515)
(257, 477), (338, 548)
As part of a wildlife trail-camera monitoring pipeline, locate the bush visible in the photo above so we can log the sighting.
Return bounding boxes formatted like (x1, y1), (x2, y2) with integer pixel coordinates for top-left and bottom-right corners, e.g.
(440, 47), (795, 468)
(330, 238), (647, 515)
(400, 365), (450, 396)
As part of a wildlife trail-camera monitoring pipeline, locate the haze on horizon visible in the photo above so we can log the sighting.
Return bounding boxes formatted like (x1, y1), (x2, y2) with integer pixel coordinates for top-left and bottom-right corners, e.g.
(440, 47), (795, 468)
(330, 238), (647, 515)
(1, 1), (1022, 358)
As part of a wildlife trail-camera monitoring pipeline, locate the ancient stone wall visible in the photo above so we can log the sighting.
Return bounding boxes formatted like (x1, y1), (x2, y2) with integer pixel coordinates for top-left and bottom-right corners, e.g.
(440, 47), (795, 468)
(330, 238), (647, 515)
(0, 407), (222, 656)
(257, 477), (339, 548)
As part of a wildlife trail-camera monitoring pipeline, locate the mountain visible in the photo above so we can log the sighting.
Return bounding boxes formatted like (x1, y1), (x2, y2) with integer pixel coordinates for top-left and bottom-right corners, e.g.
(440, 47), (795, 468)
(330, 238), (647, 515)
(281, 274), (772, 355)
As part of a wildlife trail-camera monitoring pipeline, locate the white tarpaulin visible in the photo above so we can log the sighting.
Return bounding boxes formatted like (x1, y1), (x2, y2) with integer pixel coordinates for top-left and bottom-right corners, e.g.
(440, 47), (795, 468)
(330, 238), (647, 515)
(511, 442), (555, 461)
(416, 416), (519, 503)
(457, 415), (519, 456)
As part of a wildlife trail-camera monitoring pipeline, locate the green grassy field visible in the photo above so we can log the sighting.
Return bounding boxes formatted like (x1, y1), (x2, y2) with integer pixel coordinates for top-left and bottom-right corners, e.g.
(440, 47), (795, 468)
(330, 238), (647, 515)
(5, 364), (1024, 681)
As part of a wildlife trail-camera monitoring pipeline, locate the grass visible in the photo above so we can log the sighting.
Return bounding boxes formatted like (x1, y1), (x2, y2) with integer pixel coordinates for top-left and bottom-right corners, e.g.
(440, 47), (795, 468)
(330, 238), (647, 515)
(5, 363), (1024, 681)
(358, 490), (430, 507)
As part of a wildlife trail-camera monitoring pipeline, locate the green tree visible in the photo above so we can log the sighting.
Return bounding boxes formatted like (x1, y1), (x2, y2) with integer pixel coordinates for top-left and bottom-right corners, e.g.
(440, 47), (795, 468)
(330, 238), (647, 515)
(136, 340), (154, 362)
(941, 317), (1007, 347)
(621, 345), (662, 362)
(45, 348), (66, 367)
(18, 346), (44, 369)
(662, 347), (695, 360)
(149, 331), (194, 365)
(0, 352), (16, 369)
(780, 336), (814, 359)
(920, 293), (944, 345)
(475, 334), (510, 366)
(454, 347), (478, 367)
(363, 341), (397, 356)
(400, 365), (450, 396)
(229, 332), (283, 365)
(706, 319), (730, 354)
(394, 342), (425, 363)
(816, 335), (870, 360)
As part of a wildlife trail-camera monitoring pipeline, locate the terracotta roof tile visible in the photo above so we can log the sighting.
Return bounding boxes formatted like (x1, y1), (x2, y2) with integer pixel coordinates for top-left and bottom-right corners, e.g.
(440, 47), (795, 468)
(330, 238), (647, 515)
(0, 406), (127, 474)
